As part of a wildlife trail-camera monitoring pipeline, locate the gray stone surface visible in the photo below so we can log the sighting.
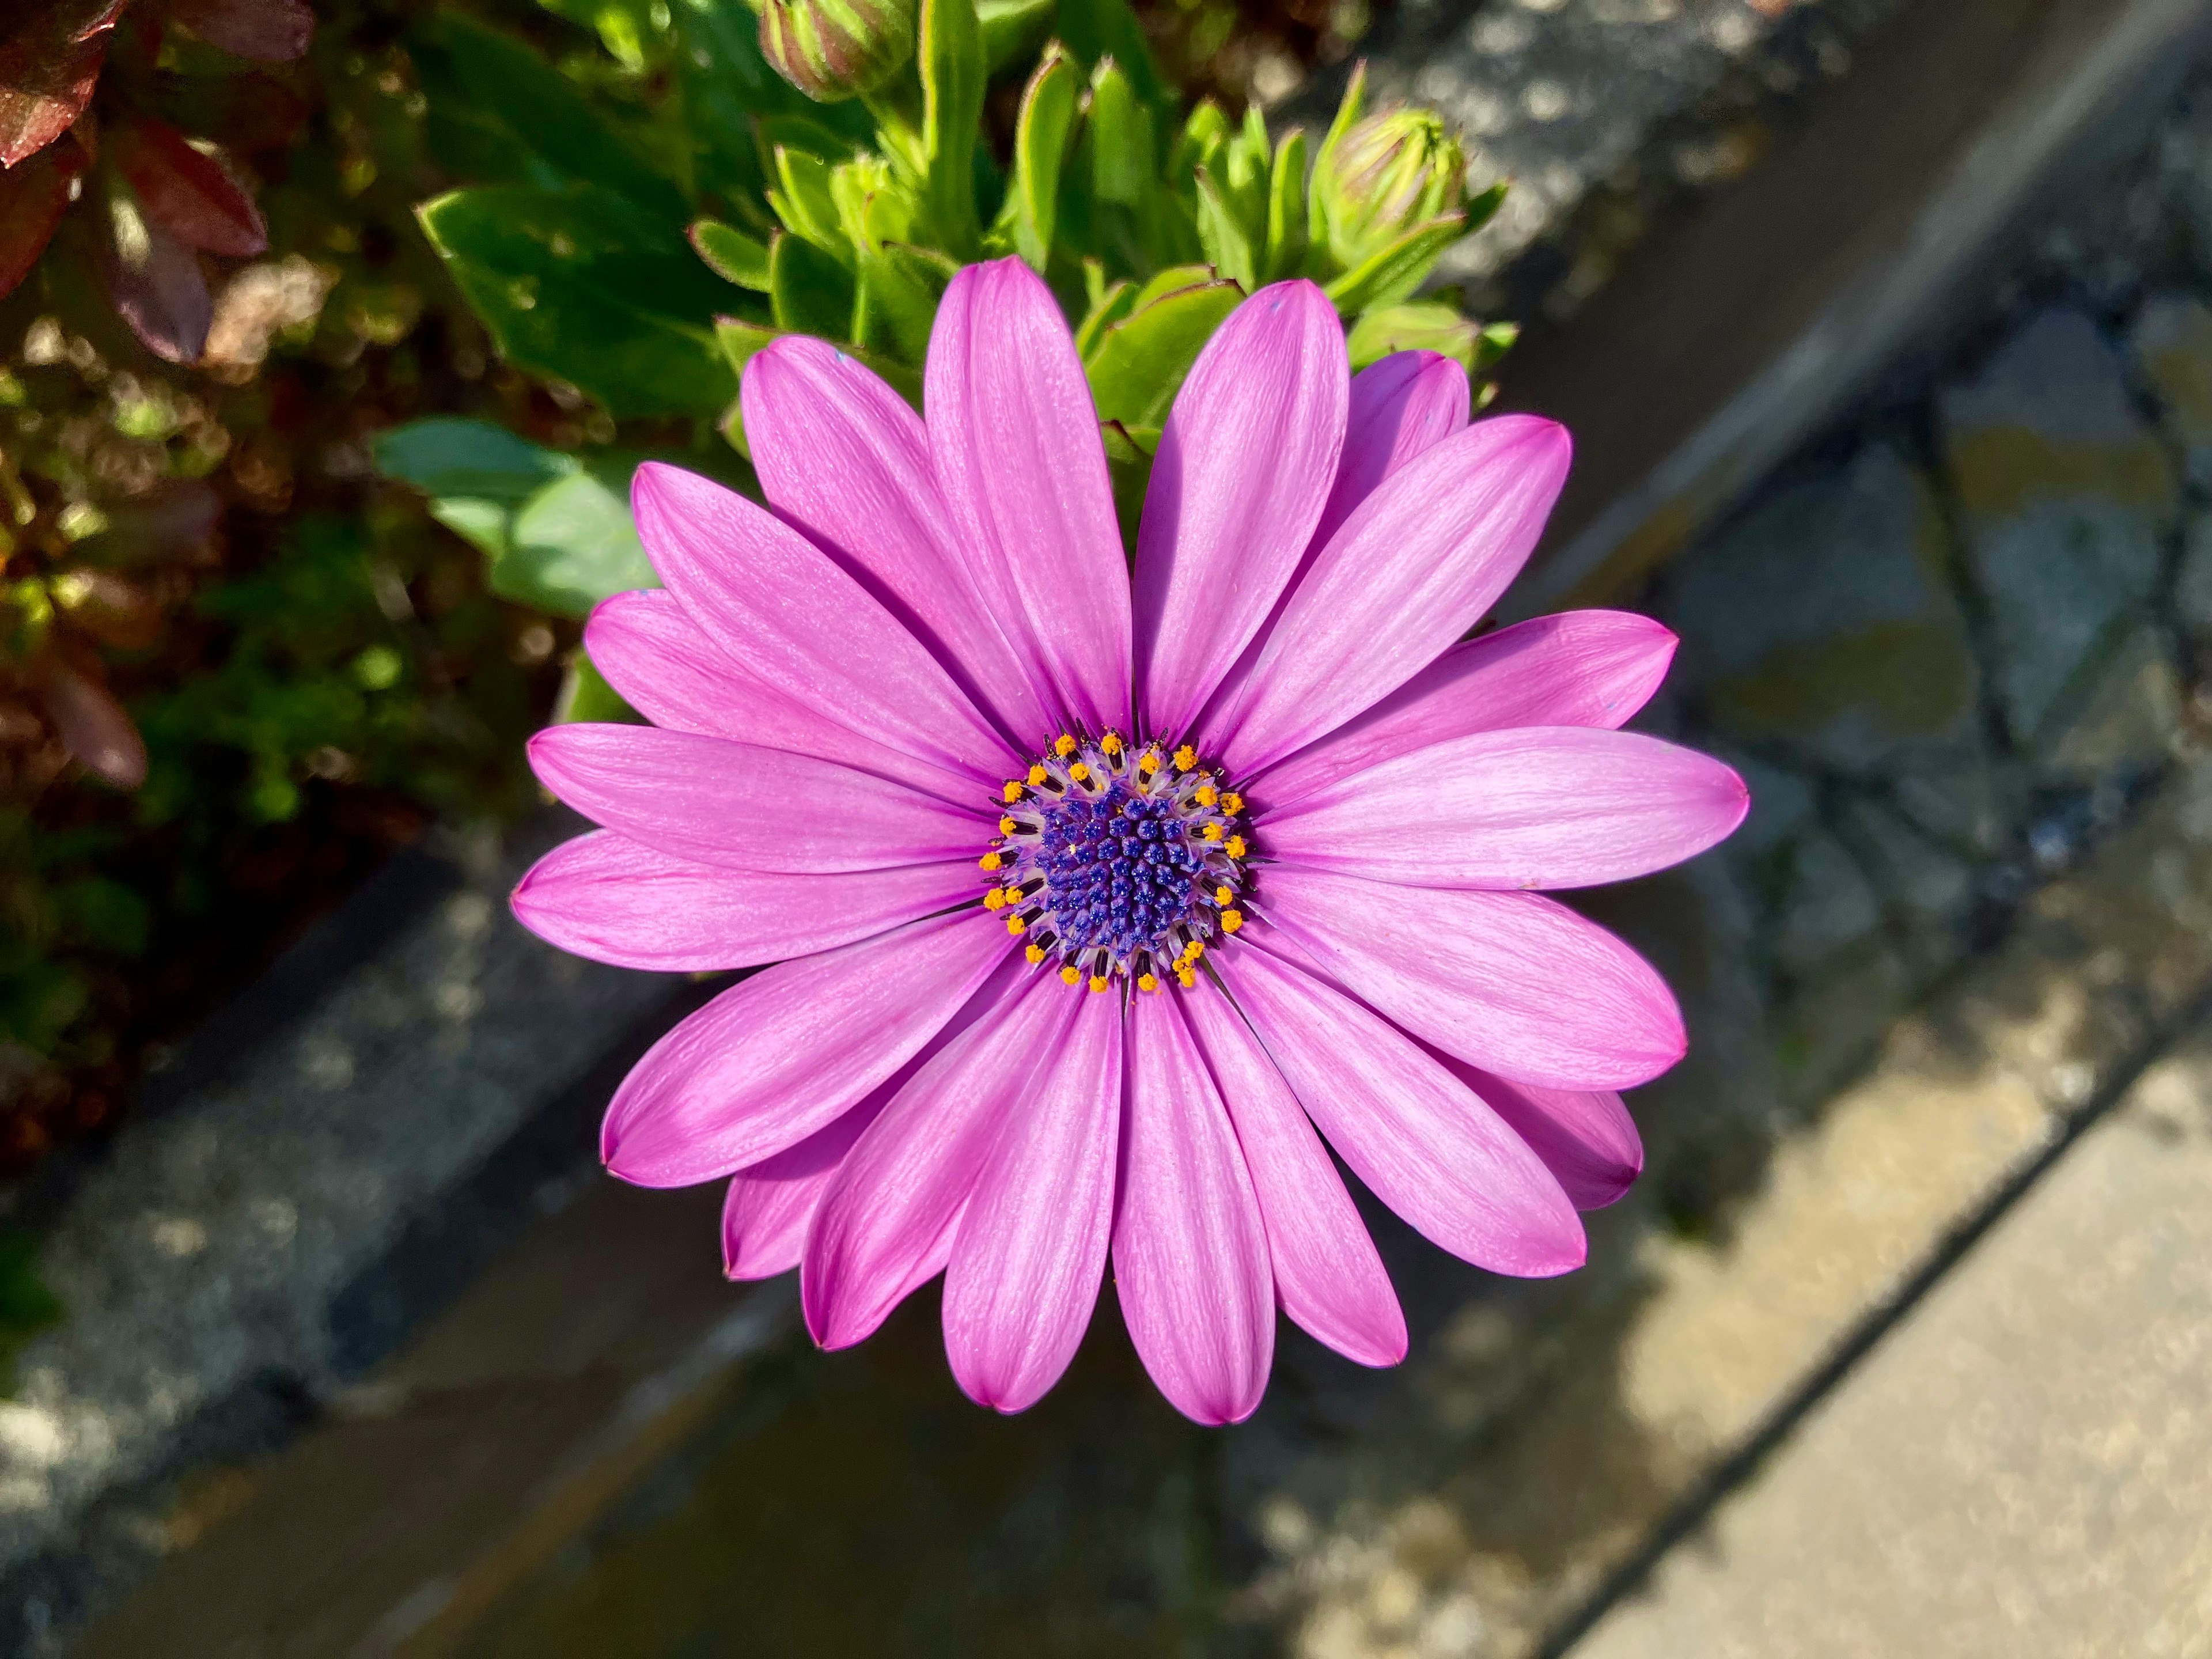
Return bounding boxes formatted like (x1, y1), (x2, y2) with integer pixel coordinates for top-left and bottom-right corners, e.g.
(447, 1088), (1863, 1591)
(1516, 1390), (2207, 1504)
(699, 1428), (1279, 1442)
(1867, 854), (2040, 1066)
(1570, 1035), (2212, 1659)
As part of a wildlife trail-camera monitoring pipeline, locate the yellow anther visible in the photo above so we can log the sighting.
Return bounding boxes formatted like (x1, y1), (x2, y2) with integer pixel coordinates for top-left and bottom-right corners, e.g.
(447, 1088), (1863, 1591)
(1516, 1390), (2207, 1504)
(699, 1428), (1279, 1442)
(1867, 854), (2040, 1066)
(1220, 910), (1245, 933)
(1069, 762), (1090, 783)
(983, 889), (1006, 911)
(1177, 969), (1197, 990)
(999, 816), (1018, 836)
(1134, 972), (1156, 991)
(1001, 886), (1022, 905)
(1006, 915), (1027, 935)
(1193, 785), (1217, 807)
(979, 851), (1002, 872)
(1174, 745), (1198, 771)
(1184, 941), (1205, 962)
(1221, 792), (1243, 815)
(1054, 733), (1078, 757)
(1101, 733), (1124, 756)
(1089, 975), (1109, 993)
(1003, 781), (1024, 803)
(1225, 835), (1247, 858)
(1215, 885), (1234, 904)
(1027, 764), (1049, 787)
(1061, 965), (1083, 986)
(1138, 751), (1161, 775)
(1025, 944), (1047, 964)
(1202, 823), (1224, 842)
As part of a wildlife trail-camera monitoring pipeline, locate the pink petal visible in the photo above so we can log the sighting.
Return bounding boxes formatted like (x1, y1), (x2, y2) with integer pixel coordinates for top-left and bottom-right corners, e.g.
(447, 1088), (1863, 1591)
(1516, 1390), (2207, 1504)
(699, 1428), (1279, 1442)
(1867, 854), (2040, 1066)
(1257, 864), (1685, 1089)
(527, 723), (988, 874)
(631, 462), (1016, 785)
(1133, 280), (1347, 740)
(585, 590), (978, 805)
(1213, 938), (1585, 1277)
(601, 910), (1011, 1187)
(745, 337), (1056, 749)
(926, 259), (1131, 734)
(942, 985), (1124, 1413)
(1260, 726), (1749, 891)
(1312, 350), (1470, 556)
(510, 831), (976, 971)
(722, 1092), (890, 1281)
(1177, 976), (1405, 1367)
(1112, 991), (1275, 1425)
(1207, 415), (1571, 775)
(1253, 611), (1677, 809)
(1445, 1060), (1642, 1211)
(804, 968), (1070, 1349)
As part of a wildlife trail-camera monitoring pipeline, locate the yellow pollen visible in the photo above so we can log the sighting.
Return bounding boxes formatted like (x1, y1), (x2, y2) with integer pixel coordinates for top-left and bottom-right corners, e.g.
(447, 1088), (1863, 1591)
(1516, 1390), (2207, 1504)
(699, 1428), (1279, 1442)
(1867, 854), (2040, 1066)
(1089, 975), (1109, 993)
(1177, 969), (1196, 989)
(1003, 781), (1024, 803)
(1101, 733), (1124, 756)
(999, 816), (1018, 835)
(1027, 764), (1048, 786)
(1006, 916), (1027, 935)
(1060, 965), (1083, 985)
(1054, 733), (1078, 757)
(1202, 823), (1224, 842)
(983, 889), (1006, 911)
(1137, 972), (1158, 992)
(979, 851), (1002, 872)
(1069, 762), (1090, 782)
(1001, 886), (1022, 905)
(1138, 751), (1161, 775)
(1221, 793), (1243, 815)
(1025, 944), (1047, 963)
(1193, 785), (1217, 807)
(1174, 745), (1197, 771)
(1220, 910), (1245, 933)
(1215, 885), (1234, 904)
(1225, 835), (1247, 858)
(1184, 941), (1205, 962)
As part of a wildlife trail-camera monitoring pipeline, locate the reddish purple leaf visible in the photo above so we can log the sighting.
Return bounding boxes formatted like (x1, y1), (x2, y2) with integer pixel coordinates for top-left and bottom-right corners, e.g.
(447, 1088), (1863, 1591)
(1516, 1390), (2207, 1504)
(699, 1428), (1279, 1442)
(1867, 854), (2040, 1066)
(111, 117), (264, 257)
(38, 664), (147, 790)
(0, 0), (127, 166)
(0, 146), (74, 300)
(166, 0), (312, 61)
(100, 187), (212, 362)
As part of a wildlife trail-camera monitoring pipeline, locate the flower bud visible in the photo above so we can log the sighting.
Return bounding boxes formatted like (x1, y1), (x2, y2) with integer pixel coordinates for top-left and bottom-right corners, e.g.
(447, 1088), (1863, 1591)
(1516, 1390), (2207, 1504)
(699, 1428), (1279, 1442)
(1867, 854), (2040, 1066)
(1316, 106), (1468, 272)
(759, 0), (916, 103)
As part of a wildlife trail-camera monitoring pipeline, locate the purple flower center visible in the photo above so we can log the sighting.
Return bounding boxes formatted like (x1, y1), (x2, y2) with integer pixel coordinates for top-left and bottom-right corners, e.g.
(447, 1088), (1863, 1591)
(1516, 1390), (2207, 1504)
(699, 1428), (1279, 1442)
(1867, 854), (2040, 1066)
(984, 735), (1249, 991)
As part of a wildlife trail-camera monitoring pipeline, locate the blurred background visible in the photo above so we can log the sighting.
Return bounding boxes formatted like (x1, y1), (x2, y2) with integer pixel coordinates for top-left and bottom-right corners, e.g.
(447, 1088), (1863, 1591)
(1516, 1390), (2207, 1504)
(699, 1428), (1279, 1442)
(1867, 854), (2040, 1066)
(3, 0), (2211, 1653)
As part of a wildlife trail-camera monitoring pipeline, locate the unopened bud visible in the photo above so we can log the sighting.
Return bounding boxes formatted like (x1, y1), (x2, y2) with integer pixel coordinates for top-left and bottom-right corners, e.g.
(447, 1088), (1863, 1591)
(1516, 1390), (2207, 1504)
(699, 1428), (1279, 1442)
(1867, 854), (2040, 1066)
(1316, 107), (1467, 272)
(759, 0), (915, 103)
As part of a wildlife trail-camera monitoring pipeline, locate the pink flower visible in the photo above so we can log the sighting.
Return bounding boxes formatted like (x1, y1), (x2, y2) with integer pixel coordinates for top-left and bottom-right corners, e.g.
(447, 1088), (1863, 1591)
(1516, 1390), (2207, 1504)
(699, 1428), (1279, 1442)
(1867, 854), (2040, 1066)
(513, 259), (1748, 1425)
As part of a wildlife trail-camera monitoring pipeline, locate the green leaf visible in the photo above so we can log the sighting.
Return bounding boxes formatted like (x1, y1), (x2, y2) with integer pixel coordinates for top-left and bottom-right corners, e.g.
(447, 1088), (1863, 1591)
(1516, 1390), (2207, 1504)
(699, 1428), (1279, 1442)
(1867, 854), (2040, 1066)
(554, 646), (639, 723)
(371, 417), (574, 506)
(1007, 46), (1079, 271)
(1084, 277), (1241, 426)
(920, 0), (985, 257)
(1127, 262), (1217, 307)
(1194, 169), (1255, 291)
(854, 242), (957, 363)
(1345, 300), (1514, 374)
(770, 146), (852, 264)
(1073, 275), (1137, 357)
(1262, 128), (1309, 283)
(420, 186), (737, 419)
(768, 229), (857, 338)
(1323, 211), (1471, 316)
(494, 461), (658, 617)
(690, 218), (772, 290)
(1054, 0), (1170, 113)
(1099, 419), (1156, 560)
(412, 14), (685, 222)
(980, 0), (1056, 72)
(1088, 60), (1150, 209)
(1308, 59), (1366, 255)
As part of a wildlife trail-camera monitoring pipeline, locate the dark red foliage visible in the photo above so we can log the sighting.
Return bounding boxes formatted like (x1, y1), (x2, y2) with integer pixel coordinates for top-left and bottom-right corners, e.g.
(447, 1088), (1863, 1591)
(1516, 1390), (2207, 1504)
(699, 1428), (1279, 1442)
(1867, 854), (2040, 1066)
(112, 115), (267, 256)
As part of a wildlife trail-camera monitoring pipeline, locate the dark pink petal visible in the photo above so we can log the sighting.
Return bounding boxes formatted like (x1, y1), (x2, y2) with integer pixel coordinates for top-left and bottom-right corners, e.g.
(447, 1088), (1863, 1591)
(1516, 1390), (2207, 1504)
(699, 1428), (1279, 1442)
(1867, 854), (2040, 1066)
(1253, 611), (1677, 809)
(169, 0), (315, 60)
(1257, 864), (1684, 1089)
(1214, 939), (1584, 1276)
(584, 590), (977, 805)
(527, 724), (988, 874)
(722, 1092), (889, 1281)
(745, 337), (1056, 750)
(631, 463), (1016, 785)
(1312, 350), (1469, 556)
(1261, 726), (1749, 891)
(1134, 281), (1347, 741)
(1179, 976), (1405, 1366)
(510, 831), (975, 971)
(1113, 991), (1274, 1425)
(601, 909), (1011, 1187)
(943, 986), (1124, 1412)
(804, 968), (1068, 1349)
(1207, 416), (1571, 775)
(1445, 1060), (1641, 1211)
(926, 259), (1131, 735)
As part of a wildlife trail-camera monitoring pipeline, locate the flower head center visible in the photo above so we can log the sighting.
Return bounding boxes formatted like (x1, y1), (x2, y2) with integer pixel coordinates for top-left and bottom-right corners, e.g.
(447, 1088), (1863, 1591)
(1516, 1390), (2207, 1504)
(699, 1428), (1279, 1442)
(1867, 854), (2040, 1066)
(986, 735), (1249, 991)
